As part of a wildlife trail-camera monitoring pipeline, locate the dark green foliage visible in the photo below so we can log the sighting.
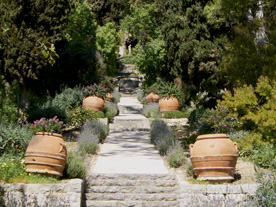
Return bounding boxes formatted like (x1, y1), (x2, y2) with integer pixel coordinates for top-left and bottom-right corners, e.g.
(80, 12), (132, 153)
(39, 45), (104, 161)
(164, 111), (190, 119)
(27, 106), (67, 123)
(135, 38), (168, 86)
(0, 124), (33, 156)
(162, 0), (227, 107)
(63, 151), (87, 179)
(0, 0), (73, 100)
(27, 86), (83, 123)
(150, 119), (176, 155)
(87, 0), (131, 26)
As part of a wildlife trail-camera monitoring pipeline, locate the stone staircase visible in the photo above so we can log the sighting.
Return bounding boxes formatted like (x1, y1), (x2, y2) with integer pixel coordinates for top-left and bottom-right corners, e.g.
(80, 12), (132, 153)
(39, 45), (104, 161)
(83, 173), (179, 207)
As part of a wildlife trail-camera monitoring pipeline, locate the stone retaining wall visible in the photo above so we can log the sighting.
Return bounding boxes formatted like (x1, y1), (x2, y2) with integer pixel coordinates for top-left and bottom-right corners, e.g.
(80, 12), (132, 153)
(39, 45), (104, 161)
(178, 181), (260, 206)
(0, 179), (83, 207)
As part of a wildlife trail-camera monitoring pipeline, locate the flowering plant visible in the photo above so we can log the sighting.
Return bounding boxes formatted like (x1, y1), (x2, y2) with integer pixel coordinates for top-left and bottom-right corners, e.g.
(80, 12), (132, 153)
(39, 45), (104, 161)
(198, 106), (238, 134)
(30, 116), (65, 134)
(82, 83), (109, 99)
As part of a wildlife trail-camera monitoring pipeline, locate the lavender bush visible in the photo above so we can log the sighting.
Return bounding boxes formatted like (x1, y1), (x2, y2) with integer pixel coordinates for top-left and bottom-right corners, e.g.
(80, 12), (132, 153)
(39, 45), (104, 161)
(104, 102), (118, 121)
(142, 103), (161, 118)
(166, 142), (186, 168)
(78, 124), (99, 155)
(150, 119), (176, 155)
(81, 120), (109, 143)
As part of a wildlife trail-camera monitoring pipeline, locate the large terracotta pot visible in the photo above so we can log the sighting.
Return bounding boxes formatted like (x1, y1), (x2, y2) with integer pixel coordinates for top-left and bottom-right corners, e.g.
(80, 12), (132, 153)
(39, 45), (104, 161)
(159, 97), (180, 113)
(146, 92), (159, 103)
(83, 96), (105, 112)
(105, 93), (113, 102)
(25, 132), (67, 178)
(189, 134), (238, 183)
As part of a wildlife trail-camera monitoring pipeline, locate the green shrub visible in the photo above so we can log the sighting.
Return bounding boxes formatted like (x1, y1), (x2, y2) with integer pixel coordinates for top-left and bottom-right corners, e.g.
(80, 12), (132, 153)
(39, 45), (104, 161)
(198, 106), (238, 134)
(142, 103), (161, 118)
(166, 143), (186, 168)
(0, 86), (18, 125)
(27, 86), (83, 124)
(94, 111), (105, 119)
(51, 86), (83, 113)
(68, 107), (105, 128)
(150, 119), (176, 155)
(63, 151), (87, 179)
(119, 55), (136, 64)
(0, 124), (33, 156)
(104, 102), (118, 121)
(0, 155), (57, 183)
(188, 107), (206, 131)
(164, 110), (190, 119)
(0, 154), (25, 182)
(250, 144), (276, 169)
(68, 107), (96, 128)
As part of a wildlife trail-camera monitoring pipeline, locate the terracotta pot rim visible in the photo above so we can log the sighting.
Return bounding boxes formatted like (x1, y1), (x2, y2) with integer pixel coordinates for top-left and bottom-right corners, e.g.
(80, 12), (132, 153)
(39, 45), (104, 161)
(197, 133), (229, 140)
(36, 132), (63, 138)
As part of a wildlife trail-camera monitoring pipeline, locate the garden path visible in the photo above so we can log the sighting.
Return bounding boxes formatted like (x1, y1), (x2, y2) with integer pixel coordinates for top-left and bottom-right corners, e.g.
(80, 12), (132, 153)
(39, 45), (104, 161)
(89, 94), (168, 174)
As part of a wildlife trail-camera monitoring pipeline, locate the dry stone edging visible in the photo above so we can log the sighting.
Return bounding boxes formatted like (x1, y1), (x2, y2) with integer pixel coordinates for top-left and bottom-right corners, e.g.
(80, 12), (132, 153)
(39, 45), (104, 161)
(0, 179), (83, 207)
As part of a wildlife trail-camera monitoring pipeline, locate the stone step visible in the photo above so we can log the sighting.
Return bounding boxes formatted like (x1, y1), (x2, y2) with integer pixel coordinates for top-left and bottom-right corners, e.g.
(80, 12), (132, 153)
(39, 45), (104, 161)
(109, 114), (150, 131)
(118, 105), (143, 114)
(85, 193), (178, 201)
(86, 186), (178, 194)
(85, 200), (179, 207)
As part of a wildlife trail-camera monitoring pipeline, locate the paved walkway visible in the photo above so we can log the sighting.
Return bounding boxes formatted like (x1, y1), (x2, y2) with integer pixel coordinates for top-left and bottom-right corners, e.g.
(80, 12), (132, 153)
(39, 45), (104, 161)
(90, 95), (168, 174)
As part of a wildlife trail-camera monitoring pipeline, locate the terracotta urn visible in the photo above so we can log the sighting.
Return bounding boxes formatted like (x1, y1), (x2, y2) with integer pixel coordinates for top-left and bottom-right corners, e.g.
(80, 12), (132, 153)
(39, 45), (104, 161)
(159, 97), (180, 113)
(105, 93), (113, 102)
(146, 92), (159, 103)
(25, 132), (67, 178)
(189, 134), (238, 183)
(82, 96), (105, 112)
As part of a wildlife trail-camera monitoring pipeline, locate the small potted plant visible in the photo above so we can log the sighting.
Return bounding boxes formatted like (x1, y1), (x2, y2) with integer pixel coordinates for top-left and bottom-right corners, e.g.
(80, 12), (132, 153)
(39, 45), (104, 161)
(157, 81), (182, 112)
(145, 79), (162, 104)
(25, 116), (67, 178)
(82, 83), (109, 111)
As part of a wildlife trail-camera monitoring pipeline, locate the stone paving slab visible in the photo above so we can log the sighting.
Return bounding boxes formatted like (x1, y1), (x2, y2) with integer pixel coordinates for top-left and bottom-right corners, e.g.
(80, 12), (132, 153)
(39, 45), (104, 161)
(90, 131), (168, 174)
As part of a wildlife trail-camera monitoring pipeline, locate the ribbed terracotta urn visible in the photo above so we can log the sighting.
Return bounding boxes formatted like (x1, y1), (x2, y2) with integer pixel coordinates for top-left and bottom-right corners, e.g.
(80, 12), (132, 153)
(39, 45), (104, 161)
(189, 134), (238, 183)
(25, 132), (67, 178)
(105, 93), (113, 102)
(146, 92), (159, 103)
(159, 97), (180, 113)
(83, 96), (105, 112)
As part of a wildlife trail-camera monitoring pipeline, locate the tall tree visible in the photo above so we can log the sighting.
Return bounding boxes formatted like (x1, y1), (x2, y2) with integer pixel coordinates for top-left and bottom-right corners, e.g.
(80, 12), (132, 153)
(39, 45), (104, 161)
(162, 0), (228, 107)
(0, 0), (72, 109)
(87, 0), (130, 26)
